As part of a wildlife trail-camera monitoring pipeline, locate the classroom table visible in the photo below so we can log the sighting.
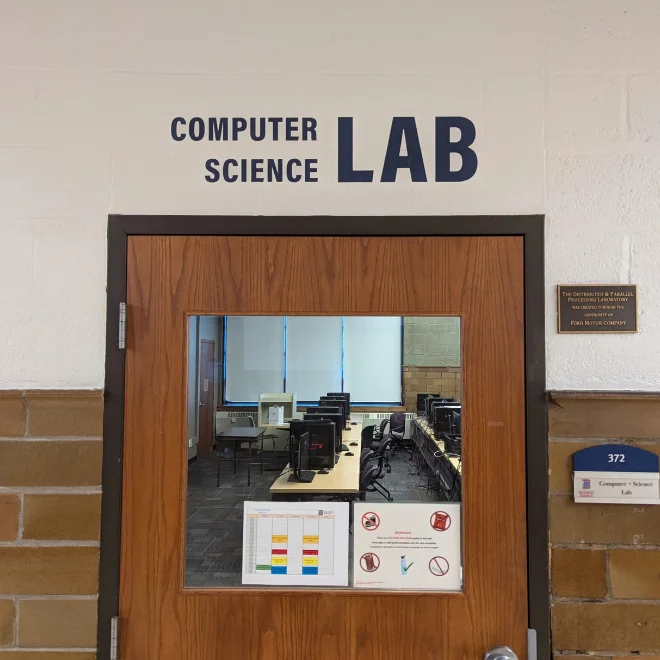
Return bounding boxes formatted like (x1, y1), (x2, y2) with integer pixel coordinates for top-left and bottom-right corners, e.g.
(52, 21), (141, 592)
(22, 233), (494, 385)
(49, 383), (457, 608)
(269, 422), (362, 500)
(416, 419), (462, 472)
(412, 418), (462, 501)
(215, 426), (266, 487)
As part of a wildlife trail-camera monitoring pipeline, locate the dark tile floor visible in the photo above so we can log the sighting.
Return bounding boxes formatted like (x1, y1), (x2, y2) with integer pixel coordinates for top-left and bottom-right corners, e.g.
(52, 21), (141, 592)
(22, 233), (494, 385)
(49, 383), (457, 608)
(185, 444), (448, 587)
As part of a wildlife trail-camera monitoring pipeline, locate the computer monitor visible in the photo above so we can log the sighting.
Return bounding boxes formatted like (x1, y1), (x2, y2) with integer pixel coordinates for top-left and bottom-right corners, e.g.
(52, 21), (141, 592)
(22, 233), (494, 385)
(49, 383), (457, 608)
(430, 402), (461, 426)
(451, 411), (462, 435)
(315, 406), (342, 416)
(319, 397), (347, 428)
(417, 393), (439, 416)
(290, 420), (335, 469)
(290, 431), (310, 480)
(444, 433), (461, 456)
(320, 395), (345, 410)
(432, 406), (456, 435)
(426, 396), (456, 419)
(425, 396), (444, 419)
(327, 392), (350, 417)
(303, 413), (343, 449)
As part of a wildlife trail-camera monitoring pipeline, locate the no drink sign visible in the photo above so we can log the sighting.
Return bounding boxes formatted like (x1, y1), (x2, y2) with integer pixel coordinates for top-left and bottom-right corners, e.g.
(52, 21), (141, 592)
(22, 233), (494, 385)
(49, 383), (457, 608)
(352, 503), (461, 590)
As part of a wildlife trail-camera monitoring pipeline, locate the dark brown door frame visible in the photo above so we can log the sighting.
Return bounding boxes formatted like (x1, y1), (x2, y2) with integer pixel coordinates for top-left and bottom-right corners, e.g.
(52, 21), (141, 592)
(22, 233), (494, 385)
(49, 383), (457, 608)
(99, 215), (548, 660)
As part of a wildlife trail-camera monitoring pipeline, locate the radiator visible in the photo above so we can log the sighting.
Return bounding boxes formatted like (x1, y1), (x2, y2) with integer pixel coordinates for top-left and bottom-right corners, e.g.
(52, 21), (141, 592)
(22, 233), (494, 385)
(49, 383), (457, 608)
(361, 412), (415, 439)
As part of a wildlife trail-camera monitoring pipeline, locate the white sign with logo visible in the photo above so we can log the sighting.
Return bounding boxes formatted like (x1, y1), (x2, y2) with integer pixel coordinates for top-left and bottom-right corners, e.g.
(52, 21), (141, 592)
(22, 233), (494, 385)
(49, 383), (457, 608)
(572, 444), (660, 505)
(352, 503), (461, 591)
(574, 471), (660, 504)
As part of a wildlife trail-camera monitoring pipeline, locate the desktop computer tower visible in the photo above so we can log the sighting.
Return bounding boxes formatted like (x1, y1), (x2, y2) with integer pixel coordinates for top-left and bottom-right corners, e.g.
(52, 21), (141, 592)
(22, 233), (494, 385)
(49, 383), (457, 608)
(303, 413), (343, 450)
(290, 420), (335, 469)
(432, 406), (454, 436)
(289, 431), (311, 479)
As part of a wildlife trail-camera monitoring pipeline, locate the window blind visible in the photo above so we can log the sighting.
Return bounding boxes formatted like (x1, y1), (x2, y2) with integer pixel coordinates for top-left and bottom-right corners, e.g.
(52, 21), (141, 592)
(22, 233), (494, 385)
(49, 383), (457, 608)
(285, 316), (342, 401)
(343, 317), (402, 403)
(224, 316), (284, 402)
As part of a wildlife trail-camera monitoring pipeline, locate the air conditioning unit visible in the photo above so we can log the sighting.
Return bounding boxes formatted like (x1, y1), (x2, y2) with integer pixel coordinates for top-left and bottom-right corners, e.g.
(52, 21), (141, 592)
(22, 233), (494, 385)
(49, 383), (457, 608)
(361, 412), (415, 439)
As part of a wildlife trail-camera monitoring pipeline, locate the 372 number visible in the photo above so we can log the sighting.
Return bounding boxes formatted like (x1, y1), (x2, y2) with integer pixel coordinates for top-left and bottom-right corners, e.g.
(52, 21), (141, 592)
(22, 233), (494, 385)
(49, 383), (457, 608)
(608, 454), (625, 463)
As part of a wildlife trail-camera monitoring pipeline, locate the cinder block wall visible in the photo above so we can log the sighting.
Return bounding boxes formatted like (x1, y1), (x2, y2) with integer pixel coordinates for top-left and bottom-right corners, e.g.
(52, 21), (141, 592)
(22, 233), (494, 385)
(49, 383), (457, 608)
(0, 391), (102, 660)
(549, 393), (660, 659)
(402, 366), (461, 411)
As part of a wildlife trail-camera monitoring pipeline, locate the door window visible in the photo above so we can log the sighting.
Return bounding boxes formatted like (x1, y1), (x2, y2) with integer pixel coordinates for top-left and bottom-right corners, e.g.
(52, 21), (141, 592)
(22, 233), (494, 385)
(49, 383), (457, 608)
(185, 315), (463, 591)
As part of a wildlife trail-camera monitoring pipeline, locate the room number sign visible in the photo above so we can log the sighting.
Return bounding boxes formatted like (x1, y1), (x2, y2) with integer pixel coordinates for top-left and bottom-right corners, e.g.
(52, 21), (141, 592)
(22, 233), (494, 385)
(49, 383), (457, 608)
(573, 444), (660, 505)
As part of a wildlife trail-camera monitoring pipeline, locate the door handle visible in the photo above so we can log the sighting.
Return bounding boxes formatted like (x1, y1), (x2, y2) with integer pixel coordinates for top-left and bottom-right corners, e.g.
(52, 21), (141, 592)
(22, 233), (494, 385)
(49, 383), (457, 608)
(484, 647), (518, 660)
(199, 401), (205, 407)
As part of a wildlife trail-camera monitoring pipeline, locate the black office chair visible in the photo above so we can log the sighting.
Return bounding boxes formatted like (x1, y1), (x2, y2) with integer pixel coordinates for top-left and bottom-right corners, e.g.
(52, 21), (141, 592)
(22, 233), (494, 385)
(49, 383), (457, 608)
(373, 418), (389, 444)
(387, 412), (409, 457)
(375, 435), (394, 474)
(360, 462), (381, 493)
(360, 447), (376, 472)
(361, 424), (376, 449)
(364, 444), (393, 501)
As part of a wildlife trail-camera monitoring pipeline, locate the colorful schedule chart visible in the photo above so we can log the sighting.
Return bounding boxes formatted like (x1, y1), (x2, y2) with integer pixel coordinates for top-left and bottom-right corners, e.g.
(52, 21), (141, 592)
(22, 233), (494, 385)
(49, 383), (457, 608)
(242, 502), (349, 586)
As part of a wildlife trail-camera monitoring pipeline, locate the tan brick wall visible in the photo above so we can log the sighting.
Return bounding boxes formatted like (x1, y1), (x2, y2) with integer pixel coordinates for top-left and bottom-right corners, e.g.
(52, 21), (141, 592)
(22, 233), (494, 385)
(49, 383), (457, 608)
(550, 394), (660, 660)
(402, 366), (461, 411)
(5, 386), (660, 660)
(0, 390), (102, 659)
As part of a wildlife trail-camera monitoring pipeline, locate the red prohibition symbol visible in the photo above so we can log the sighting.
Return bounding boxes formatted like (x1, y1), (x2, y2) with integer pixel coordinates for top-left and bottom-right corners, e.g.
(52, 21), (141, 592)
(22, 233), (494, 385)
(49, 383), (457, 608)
(430, 511), (451, 531)
(362, 512), (380, 531)
(360, 553), (380, 572)
(429, 556), (450, 577)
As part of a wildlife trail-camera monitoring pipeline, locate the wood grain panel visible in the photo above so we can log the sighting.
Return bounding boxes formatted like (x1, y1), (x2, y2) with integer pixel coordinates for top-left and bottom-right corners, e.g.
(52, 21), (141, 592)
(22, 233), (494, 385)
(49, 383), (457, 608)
(121, 236), (527, 660)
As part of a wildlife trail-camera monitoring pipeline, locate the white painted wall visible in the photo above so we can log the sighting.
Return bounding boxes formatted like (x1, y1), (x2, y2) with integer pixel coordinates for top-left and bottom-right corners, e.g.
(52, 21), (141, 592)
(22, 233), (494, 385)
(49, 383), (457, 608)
(1, 0), (659, 390)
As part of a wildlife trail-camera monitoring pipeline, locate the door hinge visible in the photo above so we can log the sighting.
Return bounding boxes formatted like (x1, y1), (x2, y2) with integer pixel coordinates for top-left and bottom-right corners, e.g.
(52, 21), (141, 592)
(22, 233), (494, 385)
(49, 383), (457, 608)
(527, 628), (537, 660)
(118, 303), (127, 350)
(110, 616), (120, 660)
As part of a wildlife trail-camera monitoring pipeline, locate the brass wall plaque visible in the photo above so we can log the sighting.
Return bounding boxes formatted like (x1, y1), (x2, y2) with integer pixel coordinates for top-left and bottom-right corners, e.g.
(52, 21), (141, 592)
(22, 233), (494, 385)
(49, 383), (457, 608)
(557, 285), (638, 333)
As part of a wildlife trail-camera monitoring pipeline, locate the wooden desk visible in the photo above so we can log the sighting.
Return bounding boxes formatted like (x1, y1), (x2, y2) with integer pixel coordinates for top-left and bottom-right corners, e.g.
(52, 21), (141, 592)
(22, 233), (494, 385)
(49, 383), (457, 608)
(269, 423), (362, 498)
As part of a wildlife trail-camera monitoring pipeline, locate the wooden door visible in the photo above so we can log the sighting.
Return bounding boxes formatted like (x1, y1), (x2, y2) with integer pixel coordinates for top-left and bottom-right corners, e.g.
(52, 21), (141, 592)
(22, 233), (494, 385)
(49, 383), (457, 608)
(121, 236), (527, 660)
(197, 339), (215, 456)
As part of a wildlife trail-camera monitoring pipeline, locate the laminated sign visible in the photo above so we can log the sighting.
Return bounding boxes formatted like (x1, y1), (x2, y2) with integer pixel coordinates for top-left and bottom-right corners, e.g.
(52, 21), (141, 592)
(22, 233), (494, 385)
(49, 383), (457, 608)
(573, 444), (660, 505)
(352, 503), (461, 590)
